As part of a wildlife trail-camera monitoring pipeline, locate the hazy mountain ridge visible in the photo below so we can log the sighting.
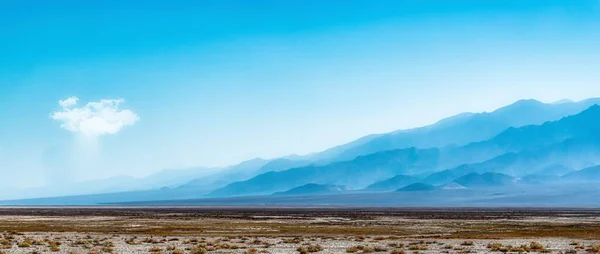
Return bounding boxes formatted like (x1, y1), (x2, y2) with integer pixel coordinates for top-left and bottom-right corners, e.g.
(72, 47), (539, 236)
(453, 172), (516, 187)
(364, 175), (420, 191)
(178, 158), (310, 192)
(323, 98), (600, 162)
(562, 165), (600, 182)
(396, 183), (437, 192)
(208, 148), (441, 197)
(424, 106), (600, 185)
(3, 99), (600, 205)
(211, 104), (600, 198)
(272, 183), (346, 196)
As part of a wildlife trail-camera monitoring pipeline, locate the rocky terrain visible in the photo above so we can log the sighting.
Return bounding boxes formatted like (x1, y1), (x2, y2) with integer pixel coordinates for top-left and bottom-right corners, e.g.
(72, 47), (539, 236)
(0, 207), (599, 253)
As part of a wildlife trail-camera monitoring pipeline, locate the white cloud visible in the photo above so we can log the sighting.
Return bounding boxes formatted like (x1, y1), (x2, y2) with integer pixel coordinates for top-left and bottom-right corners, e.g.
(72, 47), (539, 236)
(58, 96), (79, 108)
(51, 97), (140, 136)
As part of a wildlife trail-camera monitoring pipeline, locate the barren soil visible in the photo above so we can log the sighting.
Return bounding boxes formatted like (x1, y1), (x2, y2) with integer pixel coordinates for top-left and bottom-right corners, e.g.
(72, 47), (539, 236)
(0, 207), (599, 253)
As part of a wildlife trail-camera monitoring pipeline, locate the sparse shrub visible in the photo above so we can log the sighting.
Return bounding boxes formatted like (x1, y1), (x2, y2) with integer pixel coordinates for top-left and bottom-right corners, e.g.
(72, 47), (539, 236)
(408, 244), (428, 251)
(461, 241), (474, 246)
(374, 246), (388, 252)
(388, 243), (404, 248)
(218, 243), (231, 249)
(362, 246), (375, 253)
(487, 243), (503, 251)
(245, 248), (258, 254)
(125, 237), (137, 245)
(390, 249), (406, 254)
(530, 241), (544, 250)
(297, 246), (308, 254)
(32, 239), (45, 245)
(587, 245), (600, 253)
(0, 239), (10, 246)
(18, 241), (32, 248)
(48, 240), (61, 252)
(283, 237), (303, 244)
(189, 247), (207, 254)
(307, 244), (324, 252)
(346, 246), (359, 253)
(149, 246), (163, 254)
(75, 239), (91, 246)
(297, 244), (323, 253)
(508, 244), (532, 253)
(101, 245), (113, 253)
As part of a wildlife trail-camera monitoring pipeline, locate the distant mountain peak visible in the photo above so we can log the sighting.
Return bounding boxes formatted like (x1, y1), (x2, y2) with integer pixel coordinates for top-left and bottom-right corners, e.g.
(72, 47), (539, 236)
(493, 99), (545, 113)
(396, 183), (436, 192)
(515, 98), (543, 104)
(510, 98), (544, 106)
(552, 99), (574, 104)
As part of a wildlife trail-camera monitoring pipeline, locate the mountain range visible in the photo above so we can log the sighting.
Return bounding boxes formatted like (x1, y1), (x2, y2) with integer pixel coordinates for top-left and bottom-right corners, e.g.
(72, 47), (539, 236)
(3, 98), (600, 206)
(306, 98), (600, 162)
(210, 104), (600, 197)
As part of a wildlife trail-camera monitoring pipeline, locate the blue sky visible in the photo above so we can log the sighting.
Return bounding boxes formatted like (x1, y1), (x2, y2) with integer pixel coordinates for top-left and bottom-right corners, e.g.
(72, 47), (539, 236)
(1, 0), (600, 187)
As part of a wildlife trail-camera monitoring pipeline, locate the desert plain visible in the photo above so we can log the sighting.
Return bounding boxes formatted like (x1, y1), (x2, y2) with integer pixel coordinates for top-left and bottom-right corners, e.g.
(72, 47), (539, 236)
(0, 207), (599, 254)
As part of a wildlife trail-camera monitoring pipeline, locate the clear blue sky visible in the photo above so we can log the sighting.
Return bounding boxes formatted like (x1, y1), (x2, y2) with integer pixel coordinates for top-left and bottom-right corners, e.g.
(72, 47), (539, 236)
(1, 0), (600, 187)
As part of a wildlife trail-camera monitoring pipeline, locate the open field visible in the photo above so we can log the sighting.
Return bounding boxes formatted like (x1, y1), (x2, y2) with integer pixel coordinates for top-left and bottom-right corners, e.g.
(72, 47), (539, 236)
(1, 207), (600, 253)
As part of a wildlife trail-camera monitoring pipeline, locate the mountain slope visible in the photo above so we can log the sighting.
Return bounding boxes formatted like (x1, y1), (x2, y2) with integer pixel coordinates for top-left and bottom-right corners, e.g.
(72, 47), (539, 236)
(210, 105), (600, 197)
(176, 158), (269, 191)
(323, 98), (600, 162)
(208, 148), (441, 197)
(425, 135), (600, 185)
(396, 183), (437, 192)
(533, 165), (573, 176)
(453, 172), (516, 187)
(179, 158), (308, 191)
(364, 175), (420, 191)
(562, 166), (600, 182)
(272, 184), (346, 196)
(420, 105), (600, 185)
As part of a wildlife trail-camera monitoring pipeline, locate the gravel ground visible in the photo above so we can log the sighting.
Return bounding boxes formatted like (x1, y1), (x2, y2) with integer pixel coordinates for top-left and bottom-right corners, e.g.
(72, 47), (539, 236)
(2, 208), (600, 253)
(2, 232), (599, 254)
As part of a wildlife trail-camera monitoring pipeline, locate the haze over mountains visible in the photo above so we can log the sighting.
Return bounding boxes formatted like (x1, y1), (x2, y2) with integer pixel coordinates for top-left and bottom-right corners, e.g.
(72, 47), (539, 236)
(3, 98), (600, 206)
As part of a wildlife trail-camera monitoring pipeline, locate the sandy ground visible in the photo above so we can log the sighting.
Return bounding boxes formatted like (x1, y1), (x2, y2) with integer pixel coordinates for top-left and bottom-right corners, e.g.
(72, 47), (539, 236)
(2, 233), (599, 253)
(1, 207), (600, 253)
